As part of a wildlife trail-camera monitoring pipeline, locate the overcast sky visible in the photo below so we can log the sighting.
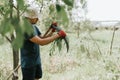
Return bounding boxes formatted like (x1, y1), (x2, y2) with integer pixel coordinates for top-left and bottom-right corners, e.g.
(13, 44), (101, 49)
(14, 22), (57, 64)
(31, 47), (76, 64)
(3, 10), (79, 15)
(87, 0), (120, 21)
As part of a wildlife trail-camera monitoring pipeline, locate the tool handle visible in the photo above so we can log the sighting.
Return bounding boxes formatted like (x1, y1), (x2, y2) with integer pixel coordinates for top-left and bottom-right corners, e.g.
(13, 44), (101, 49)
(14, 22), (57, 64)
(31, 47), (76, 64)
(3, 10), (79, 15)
(43, 27), (51, 37)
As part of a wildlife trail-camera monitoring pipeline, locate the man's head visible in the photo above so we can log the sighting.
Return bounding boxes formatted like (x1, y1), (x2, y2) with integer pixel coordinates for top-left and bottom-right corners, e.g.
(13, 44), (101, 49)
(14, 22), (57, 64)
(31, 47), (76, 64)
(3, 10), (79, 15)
(23, 7), (39, 24)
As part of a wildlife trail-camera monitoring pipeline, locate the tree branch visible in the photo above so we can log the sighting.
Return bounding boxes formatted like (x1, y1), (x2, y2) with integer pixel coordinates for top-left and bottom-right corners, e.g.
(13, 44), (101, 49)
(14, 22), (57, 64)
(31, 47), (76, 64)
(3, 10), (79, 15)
(5, 36), (12, 43)
(0, 10), (4, 15)
(7, 64), (21, 80)
(20, 6), (27, 16)
(9, 0), (13, 19)
(13, 5), (18, 10)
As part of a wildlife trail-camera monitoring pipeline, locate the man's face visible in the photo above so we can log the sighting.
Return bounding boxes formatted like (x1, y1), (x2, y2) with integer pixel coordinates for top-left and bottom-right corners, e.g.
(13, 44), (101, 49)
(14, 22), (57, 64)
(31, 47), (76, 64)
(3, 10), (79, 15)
(26, 17), (38, 24)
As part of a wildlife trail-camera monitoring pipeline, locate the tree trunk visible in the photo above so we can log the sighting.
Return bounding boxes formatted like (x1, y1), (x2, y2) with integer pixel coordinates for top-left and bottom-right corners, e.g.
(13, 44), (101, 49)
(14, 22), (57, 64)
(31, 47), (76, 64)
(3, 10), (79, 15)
(12, 48), (19, 80)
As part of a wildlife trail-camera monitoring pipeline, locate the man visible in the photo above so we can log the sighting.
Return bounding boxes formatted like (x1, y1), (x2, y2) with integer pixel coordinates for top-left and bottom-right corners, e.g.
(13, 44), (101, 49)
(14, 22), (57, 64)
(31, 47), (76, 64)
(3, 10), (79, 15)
(20, 7), (66, 80)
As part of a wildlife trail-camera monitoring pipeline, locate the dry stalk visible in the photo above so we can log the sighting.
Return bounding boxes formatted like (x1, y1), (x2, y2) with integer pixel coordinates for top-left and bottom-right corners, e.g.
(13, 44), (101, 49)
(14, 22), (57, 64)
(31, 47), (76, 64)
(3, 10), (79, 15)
(109, 26), (116, 55)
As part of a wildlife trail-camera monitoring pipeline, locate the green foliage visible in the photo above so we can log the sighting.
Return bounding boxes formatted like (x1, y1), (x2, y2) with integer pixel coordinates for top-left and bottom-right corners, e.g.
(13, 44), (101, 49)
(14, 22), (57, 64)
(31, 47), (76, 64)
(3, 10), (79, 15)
(0, 3), (10, 16)
(49, 4), (56, 14)
(56, 6), (69, 25)
(11, 16), (19, 26)
(56, 4), (61, 12)
(49, 38), (62, 56)
(0, 0), (35, 51)
(12, 18), (34, 50)
(0, 6), (4, 11)
(49, 36), (69, 56)
(21, 18), (33, 34)
(12, 33), (23, 50)
(56, 38), (62, 51)
(62, 0), (74, 7)
(0, 18), (13, 36)
(0, 6), (4, 15)
(16, 0), (25, 10)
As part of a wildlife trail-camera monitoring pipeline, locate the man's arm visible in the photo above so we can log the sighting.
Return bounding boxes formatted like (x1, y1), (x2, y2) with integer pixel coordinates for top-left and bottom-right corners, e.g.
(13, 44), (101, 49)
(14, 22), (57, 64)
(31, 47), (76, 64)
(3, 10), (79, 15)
(40, 24), (56, 38)
(30, 34), (60, 46)
(40, 30), (54, 38)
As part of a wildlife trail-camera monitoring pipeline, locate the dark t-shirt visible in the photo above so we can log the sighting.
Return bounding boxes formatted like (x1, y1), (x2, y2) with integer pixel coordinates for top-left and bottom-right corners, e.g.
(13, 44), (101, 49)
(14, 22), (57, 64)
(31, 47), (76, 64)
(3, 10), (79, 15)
(20, 24), (41, 68)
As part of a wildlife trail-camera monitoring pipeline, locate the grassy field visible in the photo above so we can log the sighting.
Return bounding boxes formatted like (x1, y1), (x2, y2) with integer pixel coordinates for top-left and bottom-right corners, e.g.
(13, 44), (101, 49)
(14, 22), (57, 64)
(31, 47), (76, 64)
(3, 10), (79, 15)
(0, 30), (120, 80)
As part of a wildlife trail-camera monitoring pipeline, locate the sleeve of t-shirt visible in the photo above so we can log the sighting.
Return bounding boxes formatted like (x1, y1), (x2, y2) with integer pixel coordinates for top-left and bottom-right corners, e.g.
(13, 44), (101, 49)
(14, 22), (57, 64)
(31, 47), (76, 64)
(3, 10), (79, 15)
(24, 26), (42, 40)
(24, 26), (36, 40)
(35, 26), (42, 36)
(24, 32), (35, 40)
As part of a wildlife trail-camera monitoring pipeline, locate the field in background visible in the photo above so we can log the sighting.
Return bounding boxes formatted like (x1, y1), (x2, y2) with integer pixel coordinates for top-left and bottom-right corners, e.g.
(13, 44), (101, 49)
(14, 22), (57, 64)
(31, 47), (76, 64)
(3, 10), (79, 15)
(0, 30), (120, 80)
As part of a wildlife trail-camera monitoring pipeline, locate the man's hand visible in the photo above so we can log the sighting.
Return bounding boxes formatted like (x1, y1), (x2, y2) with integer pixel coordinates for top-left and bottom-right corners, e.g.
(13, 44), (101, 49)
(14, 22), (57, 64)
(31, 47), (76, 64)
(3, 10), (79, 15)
(58, 30), (66, 38)
(52, 22), (57, 26)
(51, 28), (56, 32)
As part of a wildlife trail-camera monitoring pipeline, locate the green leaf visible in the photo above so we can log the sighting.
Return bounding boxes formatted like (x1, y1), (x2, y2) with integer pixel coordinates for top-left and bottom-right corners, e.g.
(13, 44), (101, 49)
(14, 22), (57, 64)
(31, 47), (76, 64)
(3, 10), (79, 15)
(56, 4), (61, 12)
(0, 6), (4, 15)
(0, 18), (13, 35)
(16, 0), (25, 10)
(11, 18), (33, 50)
(62, 0), (73, 7)
(12, 23), (24, 50)
(56, 38), (62, 52)
(11, 16), (19, 26)
(12, 33), (24, 50)
(56, 6), (69, 25)
(49, 4), (55, 14)
(22, 18), (34, 34)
